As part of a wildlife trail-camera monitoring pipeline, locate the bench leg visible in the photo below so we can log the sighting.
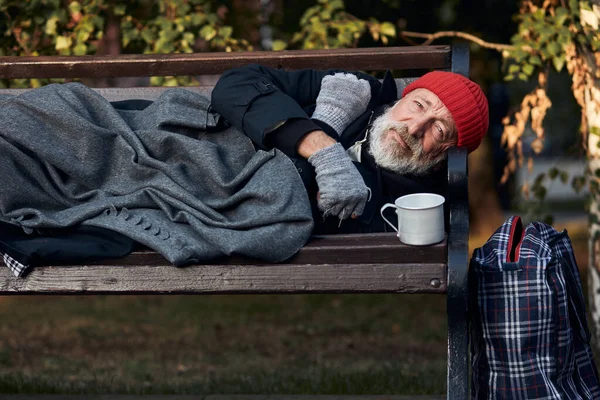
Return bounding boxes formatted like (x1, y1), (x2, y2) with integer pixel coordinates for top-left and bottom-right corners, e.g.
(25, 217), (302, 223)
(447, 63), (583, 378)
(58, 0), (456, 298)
(446, 146), (470, 399)
(447, 259), (470, 400)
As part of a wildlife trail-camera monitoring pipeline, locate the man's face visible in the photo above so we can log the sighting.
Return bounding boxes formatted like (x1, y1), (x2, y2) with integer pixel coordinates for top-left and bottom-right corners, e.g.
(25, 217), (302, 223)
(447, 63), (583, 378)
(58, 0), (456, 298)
(368, 88), (458, 175)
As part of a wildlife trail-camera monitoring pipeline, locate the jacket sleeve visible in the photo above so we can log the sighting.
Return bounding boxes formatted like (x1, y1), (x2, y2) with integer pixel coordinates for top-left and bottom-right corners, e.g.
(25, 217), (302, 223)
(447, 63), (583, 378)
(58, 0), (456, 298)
(210, 63), (378, 155)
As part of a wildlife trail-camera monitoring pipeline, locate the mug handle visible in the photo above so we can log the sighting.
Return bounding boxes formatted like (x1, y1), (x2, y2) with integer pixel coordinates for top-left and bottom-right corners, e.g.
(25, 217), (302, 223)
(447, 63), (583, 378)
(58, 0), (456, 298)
(380, 203), (399, 232)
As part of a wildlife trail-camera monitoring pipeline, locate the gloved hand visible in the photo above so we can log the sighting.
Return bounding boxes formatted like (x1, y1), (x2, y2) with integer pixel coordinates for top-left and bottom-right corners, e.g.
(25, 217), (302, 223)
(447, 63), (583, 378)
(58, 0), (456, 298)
(311, 73), (372, 135)
(308, 142), (370, 219)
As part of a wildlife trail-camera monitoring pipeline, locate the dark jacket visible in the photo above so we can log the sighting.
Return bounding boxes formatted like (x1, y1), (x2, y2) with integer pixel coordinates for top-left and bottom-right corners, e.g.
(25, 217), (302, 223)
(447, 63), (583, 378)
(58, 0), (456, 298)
(211, 64), (447, 234)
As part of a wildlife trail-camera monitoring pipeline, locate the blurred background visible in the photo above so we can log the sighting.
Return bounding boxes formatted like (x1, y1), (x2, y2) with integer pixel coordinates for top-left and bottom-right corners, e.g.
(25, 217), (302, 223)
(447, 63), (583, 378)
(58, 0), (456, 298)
(0, 0), (593, 396)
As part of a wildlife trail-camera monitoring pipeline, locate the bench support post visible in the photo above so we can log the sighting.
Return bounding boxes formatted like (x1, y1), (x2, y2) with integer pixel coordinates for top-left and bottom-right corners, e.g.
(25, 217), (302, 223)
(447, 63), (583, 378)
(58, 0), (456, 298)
(447, 146), (470, 400)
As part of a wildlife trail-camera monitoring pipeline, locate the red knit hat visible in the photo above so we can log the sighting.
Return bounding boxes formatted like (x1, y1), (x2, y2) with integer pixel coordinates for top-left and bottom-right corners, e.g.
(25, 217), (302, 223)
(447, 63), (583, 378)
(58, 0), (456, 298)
(402, 71), (489, 153)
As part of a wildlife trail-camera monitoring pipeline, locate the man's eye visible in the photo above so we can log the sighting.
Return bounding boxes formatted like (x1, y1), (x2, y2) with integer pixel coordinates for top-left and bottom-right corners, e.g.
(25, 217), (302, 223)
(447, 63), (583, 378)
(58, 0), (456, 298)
(414, 101), (423, 109)
(435, 125), (444, 140)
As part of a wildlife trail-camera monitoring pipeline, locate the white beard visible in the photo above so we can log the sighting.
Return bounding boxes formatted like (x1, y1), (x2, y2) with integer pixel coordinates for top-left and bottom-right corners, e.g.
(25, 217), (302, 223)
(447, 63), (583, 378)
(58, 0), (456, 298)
(367, 106), (444, 176)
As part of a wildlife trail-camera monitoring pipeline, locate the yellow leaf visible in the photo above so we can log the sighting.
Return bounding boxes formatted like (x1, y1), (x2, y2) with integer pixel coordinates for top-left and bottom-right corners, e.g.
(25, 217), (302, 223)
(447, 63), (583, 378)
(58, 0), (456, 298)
(580, 6), (599, 30)
(531, 138), (544, 154)
(55, 36), (72, 51)
(380, 22), (396, 37)
(45, 17), (58, 36)
(271, 40), (287, 51)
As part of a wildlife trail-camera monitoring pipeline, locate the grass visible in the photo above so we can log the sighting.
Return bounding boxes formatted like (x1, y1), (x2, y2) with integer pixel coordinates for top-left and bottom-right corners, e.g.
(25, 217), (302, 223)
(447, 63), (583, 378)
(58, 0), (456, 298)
(0, 293), (448, 395)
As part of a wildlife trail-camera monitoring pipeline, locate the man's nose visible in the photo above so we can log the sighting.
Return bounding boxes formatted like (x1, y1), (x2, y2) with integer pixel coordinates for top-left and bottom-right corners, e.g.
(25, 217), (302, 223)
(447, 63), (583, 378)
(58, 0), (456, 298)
(406, 115), (428, 139)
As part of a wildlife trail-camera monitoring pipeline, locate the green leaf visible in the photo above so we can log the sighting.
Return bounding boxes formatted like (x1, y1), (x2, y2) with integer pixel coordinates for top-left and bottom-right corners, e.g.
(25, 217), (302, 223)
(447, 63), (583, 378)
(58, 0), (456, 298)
(291, 32), (304, 43)
(320, 9), (332, 20)
(380, 21), (396, 37)
(529, 55), (542, 66)
(114, 4), (127, 16)
(546, 41), (561, 56)
(533, 184), (547, 200)
(508, 64), (520, 74)
(68, 1), (81, 14)
(311, 20), (327, 35)
(555, 6), (569, 26)
(45, 17), (58, 36)
(271, 40), (287, 51)
(329, 0), (345, 11)
(533, 172), (546, 186)
(533, 9), (546, 21)
(164, 77), (179, 87)
(538, 24), (555, 42)
(150, 76), (164, 86)
(571, 176), (587, 193)
(591, 126), (600, 136)
(548, 167), (559, 180)
(518, 72), (528, 81)
(76, 29), (91, 43)
(72, 43), (87, 55)
(199, 25), (217, 41)
(55, 35), (72, 51)
(218, 26), (233, 39)
(552, 55), (565, 71)
(141, 29), (155, 43)
(191, 13), (205, 25)
(559, 171), (569, 184)
(569, 0), (580, 16)
(522, 63), (535, 76)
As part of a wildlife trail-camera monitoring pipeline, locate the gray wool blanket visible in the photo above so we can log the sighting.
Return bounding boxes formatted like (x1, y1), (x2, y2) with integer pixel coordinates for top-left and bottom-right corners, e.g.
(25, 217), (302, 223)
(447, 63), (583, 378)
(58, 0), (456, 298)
(0, 83), (314, 265)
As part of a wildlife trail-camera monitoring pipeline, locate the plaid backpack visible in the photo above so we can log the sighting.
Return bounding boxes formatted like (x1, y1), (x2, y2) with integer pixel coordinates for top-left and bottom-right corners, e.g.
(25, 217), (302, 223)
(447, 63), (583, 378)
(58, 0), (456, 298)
(470, 216), (600, 399)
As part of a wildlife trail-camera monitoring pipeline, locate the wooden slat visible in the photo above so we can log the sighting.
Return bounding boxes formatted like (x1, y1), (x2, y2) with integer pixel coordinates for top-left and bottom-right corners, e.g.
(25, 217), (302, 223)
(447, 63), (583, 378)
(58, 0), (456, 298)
(0, 77), (418, 102)
(205, 397), (445, 400)
(0, 46), (451, 79)
(87, 234), (446, 267)
(0, 395), (446, 400)
(0, 262), (447, 295)
(0, 234), (446, 294)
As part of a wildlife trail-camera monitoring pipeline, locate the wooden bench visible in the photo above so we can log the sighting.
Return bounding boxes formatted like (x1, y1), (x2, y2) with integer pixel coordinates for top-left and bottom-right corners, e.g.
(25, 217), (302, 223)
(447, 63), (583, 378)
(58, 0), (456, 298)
(0, 45), (470, 399)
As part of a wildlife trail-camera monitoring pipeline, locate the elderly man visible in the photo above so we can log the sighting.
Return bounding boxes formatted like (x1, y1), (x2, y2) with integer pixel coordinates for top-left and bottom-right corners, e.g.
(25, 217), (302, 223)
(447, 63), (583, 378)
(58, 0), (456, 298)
(211, 65), (489, 234)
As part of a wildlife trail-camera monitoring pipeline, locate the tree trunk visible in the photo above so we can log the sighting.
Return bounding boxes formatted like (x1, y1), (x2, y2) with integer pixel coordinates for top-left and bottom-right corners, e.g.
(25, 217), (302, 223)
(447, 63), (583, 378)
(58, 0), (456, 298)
(586, 79), (600, 352)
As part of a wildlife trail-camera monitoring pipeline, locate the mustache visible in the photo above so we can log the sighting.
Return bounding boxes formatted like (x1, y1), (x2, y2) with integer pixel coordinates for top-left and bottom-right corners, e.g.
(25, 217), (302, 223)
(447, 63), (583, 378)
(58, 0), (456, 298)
(384, 122), (420, 154)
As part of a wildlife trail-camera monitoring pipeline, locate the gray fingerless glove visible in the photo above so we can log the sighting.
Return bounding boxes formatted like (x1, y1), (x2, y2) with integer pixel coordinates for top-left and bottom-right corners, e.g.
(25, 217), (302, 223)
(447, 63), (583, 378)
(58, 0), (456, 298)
(308, 143), (370, 220)
(312, 73), (372, 135)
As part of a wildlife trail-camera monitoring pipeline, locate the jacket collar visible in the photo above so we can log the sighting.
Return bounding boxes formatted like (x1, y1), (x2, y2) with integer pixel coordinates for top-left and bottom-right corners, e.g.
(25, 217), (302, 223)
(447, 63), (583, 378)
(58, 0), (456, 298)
(376, 70), (399, 106)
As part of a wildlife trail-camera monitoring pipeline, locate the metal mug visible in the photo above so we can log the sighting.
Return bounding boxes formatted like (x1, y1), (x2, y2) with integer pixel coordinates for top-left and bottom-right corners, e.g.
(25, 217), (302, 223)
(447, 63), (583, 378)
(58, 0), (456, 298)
(380, 193), (445, 246)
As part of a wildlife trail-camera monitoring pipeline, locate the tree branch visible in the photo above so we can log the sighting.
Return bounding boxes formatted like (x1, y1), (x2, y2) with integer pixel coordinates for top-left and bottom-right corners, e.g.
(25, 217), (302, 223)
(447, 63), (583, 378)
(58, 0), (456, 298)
(401, 30), (516, 52)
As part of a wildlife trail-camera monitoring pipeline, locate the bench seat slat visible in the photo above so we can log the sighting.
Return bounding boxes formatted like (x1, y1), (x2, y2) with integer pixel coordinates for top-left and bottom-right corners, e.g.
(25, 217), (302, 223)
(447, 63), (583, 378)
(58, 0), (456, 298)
(0, 262), (446, 295)
(96, 234), (446, 266)
(0, 46), (451, 79)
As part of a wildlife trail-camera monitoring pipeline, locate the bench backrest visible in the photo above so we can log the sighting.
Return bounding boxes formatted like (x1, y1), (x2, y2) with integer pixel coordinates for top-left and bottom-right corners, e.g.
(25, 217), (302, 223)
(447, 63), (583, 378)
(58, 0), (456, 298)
(0, 45), (466, 79)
